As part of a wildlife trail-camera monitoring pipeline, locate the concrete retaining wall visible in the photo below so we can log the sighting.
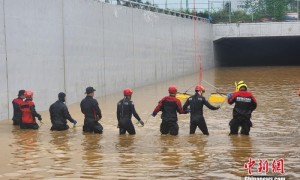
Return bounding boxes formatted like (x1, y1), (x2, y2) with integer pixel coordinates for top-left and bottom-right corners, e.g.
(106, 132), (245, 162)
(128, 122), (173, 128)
(0, 0), (213, 120)
(213, 22), (300, 40)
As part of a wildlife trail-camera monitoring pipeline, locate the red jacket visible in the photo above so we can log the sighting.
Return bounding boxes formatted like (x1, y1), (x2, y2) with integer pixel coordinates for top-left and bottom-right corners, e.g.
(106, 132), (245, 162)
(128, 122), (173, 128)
(153, 96), (186, 121)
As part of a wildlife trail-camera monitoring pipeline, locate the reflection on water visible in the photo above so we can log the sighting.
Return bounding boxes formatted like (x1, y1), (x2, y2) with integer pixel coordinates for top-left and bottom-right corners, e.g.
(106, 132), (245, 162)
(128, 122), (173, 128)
(81, 134), (103, 179)
(8, 128), (45, 179)
(116, 135), (139, 178)
(229, 136), (253, 177)
(0, 66), (299, 179)
(187, 136), (208, 170)
(159, 136), (181, 168)
(48, 131), (73, 176)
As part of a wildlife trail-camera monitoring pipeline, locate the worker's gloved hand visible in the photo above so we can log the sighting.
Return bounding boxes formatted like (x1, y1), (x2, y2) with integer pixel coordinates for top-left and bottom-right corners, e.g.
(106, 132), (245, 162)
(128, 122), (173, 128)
(150, 113), (155, 117)
(139, 120), (144, 126)
(185, 109), (191, 113)
(38, 116), (42, 121)
(227, 93), (233, 99)
(73, 120), (77, 125)
(96, 115), (102, 121)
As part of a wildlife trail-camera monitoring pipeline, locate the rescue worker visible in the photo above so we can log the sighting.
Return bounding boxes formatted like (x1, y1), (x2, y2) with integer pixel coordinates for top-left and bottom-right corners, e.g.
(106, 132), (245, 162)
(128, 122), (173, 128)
(12, 90), (25, 125)
(183, 85), (220, 135)
(20, 90), (42, 129)
(151, 85), (186, 136)
(49, 92), (77, 131)
(80, 87), (103, 134)
(117, 88), (144, 135)
(227, 81), (257, 135)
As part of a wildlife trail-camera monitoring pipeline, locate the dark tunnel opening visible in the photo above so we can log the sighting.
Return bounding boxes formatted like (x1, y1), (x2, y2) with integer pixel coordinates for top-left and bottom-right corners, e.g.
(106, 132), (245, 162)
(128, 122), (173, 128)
(213, 36), (300, 67)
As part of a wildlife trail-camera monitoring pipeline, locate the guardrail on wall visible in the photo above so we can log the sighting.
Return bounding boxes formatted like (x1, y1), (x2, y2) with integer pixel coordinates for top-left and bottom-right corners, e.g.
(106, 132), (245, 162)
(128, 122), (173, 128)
(95, 0), (210, 23)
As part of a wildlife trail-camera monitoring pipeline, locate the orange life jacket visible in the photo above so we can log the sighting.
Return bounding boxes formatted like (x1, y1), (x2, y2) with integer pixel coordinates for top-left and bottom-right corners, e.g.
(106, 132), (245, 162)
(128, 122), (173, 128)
(20, 101), (35, 124)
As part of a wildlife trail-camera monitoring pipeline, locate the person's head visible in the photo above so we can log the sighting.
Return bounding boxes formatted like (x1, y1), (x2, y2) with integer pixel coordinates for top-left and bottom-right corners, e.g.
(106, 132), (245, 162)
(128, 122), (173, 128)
(85, 86), (96, 96)
(24, 90), (33, 100)
(58, 92), (66, 102)
(18, 90), (25, 99)
(195, 85), (205, 95)
(168, 85), (177, 96)
(235, 81), (247, 91)
(123, 88), (133, 99)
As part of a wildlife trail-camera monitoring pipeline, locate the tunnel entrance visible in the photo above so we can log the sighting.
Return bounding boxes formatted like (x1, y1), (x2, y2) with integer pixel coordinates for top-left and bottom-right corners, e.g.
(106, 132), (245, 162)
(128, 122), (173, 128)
(213, 36), (300, 67)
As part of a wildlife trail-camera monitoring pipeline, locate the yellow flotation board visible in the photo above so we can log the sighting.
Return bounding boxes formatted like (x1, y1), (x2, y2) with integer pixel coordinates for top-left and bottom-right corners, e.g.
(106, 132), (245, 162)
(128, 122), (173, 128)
(176, 93), (191, 102)
(208, 93), (227, 103)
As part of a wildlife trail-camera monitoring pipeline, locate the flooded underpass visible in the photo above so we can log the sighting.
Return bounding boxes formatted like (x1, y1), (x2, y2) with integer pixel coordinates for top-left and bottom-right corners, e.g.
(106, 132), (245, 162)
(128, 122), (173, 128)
(0, 66), (299, 179)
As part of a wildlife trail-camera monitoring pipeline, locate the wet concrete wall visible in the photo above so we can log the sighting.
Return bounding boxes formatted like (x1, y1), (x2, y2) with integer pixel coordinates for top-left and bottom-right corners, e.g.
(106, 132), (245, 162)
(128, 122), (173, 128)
(0, 0), (8, 120)
(0, 0), (213, 120)
(213, 22), (300, 40)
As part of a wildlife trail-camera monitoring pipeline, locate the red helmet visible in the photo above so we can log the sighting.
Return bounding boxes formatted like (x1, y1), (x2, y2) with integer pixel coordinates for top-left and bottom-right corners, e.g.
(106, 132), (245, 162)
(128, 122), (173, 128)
(123, 88), (133, 96)
(24, 90), (33, 98)
(195, 85), (205, 92)
(168, 85), (177, 94)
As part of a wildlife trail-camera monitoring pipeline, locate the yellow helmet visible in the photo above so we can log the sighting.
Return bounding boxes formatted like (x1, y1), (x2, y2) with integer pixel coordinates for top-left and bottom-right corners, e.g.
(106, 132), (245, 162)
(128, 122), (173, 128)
(235, 81), (247, 91)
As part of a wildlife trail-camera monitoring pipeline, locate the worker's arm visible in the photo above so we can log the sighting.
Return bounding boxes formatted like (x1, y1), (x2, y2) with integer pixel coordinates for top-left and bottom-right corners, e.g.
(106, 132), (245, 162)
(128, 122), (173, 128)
(203, 98), (220, 110)
(131, 102), (141, 121)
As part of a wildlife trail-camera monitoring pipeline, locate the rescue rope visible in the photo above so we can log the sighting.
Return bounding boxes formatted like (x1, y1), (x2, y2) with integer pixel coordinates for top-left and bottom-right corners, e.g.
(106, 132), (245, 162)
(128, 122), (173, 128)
(39, 121), (44, 128)
(202, 79), (218, 90)
(193, 0), (202, 85)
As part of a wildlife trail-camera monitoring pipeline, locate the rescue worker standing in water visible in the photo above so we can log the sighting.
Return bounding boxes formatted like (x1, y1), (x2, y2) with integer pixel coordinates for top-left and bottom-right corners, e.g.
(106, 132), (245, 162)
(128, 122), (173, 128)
(80, 87), (103, 134)
(49, 92), (77, 131)
(117, 88), (144, 135)
(151, 85), (186, 136)
(20, 91), (42, 129)
(12, 90), (25, 125)
(227, 81), (257, 135)
(183, 85), (220, 135)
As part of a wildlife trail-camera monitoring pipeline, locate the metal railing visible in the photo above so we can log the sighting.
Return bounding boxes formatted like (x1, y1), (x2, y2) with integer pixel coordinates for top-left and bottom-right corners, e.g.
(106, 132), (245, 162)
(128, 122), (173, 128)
(94, 0), (210, 23)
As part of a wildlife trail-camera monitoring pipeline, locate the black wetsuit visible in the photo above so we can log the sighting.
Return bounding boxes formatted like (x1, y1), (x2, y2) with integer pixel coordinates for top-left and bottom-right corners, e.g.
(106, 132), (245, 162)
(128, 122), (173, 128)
(12, 98), (23, 125)
(49, 100), (75, 131)
(183, 93), (219, 135)
(80, 96), (103, 134)
(117, 97), (141, 135)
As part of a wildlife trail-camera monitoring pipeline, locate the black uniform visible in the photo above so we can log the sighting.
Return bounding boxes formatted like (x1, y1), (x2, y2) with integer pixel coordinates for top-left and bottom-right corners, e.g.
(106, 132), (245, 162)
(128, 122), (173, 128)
(183, 93), (219, 135)
(117, 97), (141, 135)
(49, 100), (75, 131)
(80, 96), (103, 133)
(12, 98), (23, 125)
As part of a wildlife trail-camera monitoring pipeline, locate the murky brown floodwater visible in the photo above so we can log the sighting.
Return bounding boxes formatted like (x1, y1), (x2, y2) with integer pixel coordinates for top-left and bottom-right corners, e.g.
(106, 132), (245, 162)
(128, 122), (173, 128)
(0, 66), (299, 180)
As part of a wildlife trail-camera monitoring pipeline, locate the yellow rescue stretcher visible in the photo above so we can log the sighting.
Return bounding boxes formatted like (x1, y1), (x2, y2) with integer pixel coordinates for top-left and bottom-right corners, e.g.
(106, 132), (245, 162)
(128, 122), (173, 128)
(176, 93), (191, 102)
(208, 93), (227, 103)
(176, 92), (227, 103)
